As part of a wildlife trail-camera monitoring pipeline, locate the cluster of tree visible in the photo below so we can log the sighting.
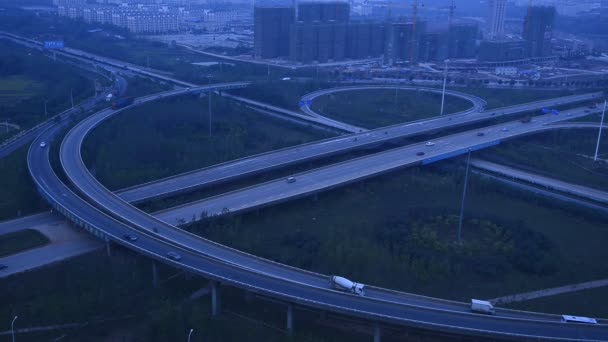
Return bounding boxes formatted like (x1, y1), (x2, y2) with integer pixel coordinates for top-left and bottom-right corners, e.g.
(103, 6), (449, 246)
(373, 214), (557, 279)
(82, 95), (328, 190)
(0, 40), (93, 129)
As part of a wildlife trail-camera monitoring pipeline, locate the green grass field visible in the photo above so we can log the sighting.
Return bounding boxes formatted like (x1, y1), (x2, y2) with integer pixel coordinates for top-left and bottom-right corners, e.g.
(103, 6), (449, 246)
(311, 88), (472, 128)
(83, 95), (332, 190)
(0, 75), (45, 105)
(0, 229), (49, 257)
(479, 127), (608, 191)
(506, 286), (608, 318)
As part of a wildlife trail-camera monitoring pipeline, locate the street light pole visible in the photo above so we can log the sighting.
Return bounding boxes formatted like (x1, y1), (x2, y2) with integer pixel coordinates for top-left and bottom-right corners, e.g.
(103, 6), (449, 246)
(208, 91), (212, 137)
(440, 59), (448, 116)
(457, 150), (472, 244)
(11, 315), (18, 342)
(594, 100), (607, 162)
(70, 88), (74, 109)
(187, 328), (194, 342)
(44, 100), (48, 120)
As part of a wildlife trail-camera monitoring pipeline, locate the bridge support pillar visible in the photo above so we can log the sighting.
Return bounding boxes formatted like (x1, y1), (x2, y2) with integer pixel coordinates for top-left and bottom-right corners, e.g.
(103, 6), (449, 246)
(373, 323), (381, 342)
(210, 281), (221, 316)
(152, 261), (159, 288)
(286, 303), (294, 335)
(105, 239), (112, 257)
(244, 290), (253, 304)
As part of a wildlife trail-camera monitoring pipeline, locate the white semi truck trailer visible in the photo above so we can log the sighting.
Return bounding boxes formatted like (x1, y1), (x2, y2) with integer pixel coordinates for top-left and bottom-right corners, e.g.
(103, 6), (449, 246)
(329, 276), (365, 296)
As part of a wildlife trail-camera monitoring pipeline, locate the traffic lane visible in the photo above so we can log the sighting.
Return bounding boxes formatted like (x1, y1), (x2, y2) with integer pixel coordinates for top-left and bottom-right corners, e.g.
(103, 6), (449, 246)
(117, 93), (602, 204)
(114, 108), (498, 203)
(152, 106), (599, 222)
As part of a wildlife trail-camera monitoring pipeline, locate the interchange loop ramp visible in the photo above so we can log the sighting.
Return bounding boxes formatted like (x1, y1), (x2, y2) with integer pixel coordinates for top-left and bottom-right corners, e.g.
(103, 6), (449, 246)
(46, 87), (608, 340)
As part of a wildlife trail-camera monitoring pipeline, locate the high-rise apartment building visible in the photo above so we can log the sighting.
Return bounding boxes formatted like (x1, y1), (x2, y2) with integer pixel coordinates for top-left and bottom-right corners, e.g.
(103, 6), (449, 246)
(254, 6), (294, 58)
(486, 0), (507, 40)
(522, 6), (556, 57)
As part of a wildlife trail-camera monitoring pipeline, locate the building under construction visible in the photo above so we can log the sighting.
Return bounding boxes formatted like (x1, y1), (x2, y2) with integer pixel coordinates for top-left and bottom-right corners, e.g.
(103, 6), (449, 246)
(253, 5), (294, 59)
(522, 6), (556, 58)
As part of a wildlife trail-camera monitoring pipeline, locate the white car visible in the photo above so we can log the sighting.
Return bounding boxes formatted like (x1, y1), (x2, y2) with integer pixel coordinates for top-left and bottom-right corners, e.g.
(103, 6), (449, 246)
(501, 128), (509, 132)
(39, 142), (47, 148)
(425, 141), (435, 147)
(286, 176), (296, 183)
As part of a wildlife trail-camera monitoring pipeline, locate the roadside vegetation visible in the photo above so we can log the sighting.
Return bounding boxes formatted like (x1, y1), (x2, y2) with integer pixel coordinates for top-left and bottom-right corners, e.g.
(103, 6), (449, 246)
(0, 40), (94, 131)
(311, 89), (471, 128)
(0, 229), (49, 257)
(0, 250), (372, 342)
(453, 87), (581, 109)
(0, 146), (48, 221)
(507, 286), (608, 318)
(479, 127), (608, 191)
(82, 95), (332, 190)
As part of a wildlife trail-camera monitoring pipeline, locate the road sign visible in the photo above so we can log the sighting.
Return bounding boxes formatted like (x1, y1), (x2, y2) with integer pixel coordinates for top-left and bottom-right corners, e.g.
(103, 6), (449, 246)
(44, 40), (64, 49)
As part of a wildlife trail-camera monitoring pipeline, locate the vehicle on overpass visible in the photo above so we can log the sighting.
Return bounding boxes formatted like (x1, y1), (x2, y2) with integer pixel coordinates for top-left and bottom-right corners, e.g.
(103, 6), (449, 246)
(471, 299), (495, 315)
(329, 276), (365, 296)
(561, 315), (598, 324)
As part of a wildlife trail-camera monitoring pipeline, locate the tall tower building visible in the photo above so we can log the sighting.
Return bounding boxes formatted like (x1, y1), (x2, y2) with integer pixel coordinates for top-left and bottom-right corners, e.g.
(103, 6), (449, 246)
(486, 0), (507, 40)
(254, 5), (294, 59)
(522, 6), (556, 58)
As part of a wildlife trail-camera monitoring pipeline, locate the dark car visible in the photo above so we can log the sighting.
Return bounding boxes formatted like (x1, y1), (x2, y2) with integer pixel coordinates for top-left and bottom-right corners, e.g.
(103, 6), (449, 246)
(167, 251), (182, 261)
(477, 132), (485, 137)
(0, 264), (7, 271)
(416, 152), (425, 156)
(123, 234), (138, 242)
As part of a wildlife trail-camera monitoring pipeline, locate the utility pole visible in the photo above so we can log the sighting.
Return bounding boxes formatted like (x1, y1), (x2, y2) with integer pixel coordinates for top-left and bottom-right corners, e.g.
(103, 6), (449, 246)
(208, 91), (212, 137)
(594, 100), (607, 162)
(440, 59), (448, 116)
(44, 100), (48, 120)
(11, 315), (18, 342)
(70, 88), (74, 109)
(457, 150), (472, 244)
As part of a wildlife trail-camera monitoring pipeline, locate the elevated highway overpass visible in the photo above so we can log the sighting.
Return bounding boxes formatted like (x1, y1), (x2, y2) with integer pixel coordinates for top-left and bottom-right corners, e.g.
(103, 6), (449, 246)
(45, 88), (608, 340)
(115, 90), (603, 204)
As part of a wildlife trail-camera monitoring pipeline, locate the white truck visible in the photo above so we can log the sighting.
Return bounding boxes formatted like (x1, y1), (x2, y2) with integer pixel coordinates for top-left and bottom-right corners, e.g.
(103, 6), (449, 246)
(470, 299), (495, 314)
(329, 276), (365, 296)
(105, 93), (113, 102)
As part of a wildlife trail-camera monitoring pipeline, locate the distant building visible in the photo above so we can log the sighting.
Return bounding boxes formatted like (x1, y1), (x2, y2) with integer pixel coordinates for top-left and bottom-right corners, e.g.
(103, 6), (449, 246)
(522, 6), (556, 58)
(289, 1), (386, 64)
(478, 39), (527, 62)
(495, 66), (518, 76)
(387, 22), (415, 63)
(297, 1), (350, 23)
(418, 31), (448, 62)
(448, 23), (478, 59)
(486, 0), (507, 40)
(254, 6), (294, 58)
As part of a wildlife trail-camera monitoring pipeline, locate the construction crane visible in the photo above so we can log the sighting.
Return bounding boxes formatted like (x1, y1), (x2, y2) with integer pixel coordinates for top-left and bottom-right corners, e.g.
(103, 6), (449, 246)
(409, 0), (421, 64)
(448, 0), (455, 27)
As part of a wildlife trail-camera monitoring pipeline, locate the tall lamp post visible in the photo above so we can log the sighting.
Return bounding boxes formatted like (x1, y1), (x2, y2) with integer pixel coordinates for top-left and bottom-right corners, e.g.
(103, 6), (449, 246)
(440, 59), (449, 116)
(594, 100), (607, 162)
(187, 328), (194, 342)
(457, 150), (472, 244)
(11, 315), (18, 342)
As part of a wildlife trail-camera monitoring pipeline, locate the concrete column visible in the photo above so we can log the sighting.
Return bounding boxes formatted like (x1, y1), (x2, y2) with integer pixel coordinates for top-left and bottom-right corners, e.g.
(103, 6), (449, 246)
(286, 303), (294, 335)
(152, 261), (159, 288)
(373, 323), (381, 342)
(210, 281), (221, 316)
(244, 290), (253, 304)
(105, 239), (112, 257)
